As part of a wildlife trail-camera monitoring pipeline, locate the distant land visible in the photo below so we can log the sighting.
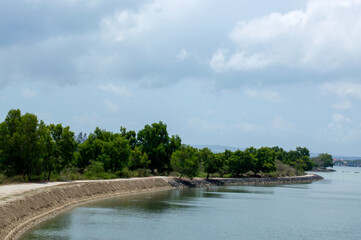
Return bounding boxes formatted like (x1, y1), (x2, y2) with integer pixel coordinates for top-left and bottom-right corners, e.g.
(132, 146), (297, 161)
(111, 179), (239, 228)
(334, 160), (361, 167)
(191, 144), (361, 161)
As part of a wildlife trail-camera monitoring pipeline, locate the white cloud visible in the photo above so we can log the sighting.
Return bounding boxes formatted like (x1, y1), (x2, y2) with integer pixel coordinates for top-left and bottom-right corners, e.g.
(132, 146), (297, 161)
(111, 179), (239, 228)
(101, 0), (201, 42)
(321, 113), (360, 143)
(99, 83), (133, 98)
(176, 49), (191, 61)
(244, 89), (281, 102)
(101, 10), (145, 42)
(187, 117), (263, 135)
(271, 117), (296, 131)
(187, 117), (228, 134)
(205, 109), (215, 115)
(104, 99), (119, 112)
(333, 100), (352, 110)
(211, 0), (361, 72)
(235, 121), (262, 133)
(22, 88), (37, 98)
(320, 82), (361, 99)
(331, 113), (352, 124)
(210, 49), (273, 72)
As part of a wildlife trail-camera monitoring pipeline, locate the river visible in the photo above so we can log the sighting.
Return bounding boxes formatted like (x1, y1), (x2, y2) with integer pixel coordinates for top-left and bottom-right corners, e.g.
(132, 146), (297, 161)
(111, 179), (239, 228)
(20, 166), (361, 240)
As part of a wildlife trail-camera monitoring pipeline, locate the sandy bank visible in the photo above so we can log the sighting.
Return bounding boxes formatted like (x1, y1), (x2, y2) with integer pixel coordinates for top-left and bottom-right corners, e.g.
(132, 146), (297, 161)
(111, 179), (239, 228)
(0, 174), (323, 240)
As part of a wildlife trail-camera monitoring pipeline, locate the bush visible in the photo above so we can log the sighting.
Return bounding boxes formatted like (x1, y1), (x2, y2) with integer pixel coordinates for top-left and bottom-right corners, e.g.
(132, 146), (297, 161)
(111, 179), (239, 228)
(136, 168), (152, 177)
(0, 174), (24, 184)
(0, 173), (5, 184)
(83, 160), (117, 179)
(275, 160), (298, 176)
(120, 167), (134, 178)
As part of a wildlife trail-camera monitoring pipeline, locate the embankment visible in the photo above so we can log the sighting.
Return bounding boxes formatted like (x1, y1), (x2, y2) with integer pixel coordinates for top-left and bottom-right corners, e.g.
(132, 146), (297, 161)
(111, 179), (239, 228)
(169, 173), (323, 188)
(0, 174), (323, 240)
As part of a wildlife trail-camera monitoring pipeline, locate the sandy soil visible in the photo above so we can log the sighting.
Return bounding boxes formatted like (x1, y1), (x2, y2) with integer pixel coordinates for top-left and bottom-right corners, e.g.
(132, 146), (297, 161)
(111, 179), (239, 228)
(0, 182), (70, 203)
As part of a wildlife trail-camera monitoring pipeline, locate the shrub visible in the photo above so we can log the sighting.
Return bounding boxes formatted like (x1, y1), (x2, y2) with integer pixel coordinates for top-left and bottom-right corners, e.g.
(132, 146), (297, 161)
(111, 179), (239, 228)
(275, 160), (298, 176)
(84, 160), (107, 179)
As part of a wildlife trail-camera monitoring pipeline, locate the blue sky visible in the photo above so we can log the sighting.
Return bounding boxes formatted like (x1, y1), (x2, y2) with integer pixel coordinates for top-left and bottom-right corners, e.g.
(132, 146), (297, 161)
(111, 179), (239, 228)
(1, 0), (361, 156)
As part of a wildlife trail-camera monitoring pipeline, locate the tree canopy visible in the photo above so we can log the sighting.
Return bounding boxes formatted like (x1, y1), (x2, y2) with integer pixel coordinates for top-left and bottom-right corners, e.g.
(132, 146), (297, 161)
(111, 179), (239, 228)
(0, 108), (330, 182)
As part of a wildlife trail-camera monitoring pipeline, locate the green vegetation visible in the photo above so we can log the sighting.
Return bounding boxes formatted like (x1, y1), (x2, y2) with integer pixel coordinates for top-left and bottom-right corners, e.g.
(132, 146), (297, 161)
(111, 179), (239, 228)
(311, 153), (334, 169)
(0, 109), (331, 183)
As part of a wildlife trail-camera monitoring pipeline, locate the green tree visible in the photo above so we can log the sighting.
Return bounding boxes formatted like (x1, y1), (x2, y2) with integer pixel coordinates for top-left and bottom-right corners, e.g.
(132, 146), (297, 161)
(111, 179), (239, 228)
(198, 148), (218, 179)
(311, 153), (334, 169)
(171, 145), (199, 179)
(0, 110), (42, 180)
(0, 109), (22, 176)
(254, 147), (276, 175)
(38, 121), (55, 180)
(49, 124), (77, 171)
(76, 128), (130, 173)
(120, 127), (138, 149)
(128, 146), (150, 170)
(137, 122), (170, 172)
(98, 135), (131, 172)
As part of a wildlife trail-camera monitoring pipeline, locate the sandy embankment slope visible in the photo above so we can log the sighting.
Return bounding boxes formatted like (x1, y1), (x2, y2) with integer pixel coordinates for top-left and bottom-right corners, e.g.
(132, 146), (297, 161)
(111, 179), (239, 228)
(0, 174), (323, 240)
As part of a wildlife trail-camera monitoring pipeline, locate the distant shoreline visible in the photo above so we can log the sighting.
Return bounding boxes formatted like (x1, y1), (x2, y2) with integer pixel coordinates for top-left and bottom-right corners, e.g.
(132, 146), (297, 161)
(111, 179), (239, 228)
(0, 174), (323, 240)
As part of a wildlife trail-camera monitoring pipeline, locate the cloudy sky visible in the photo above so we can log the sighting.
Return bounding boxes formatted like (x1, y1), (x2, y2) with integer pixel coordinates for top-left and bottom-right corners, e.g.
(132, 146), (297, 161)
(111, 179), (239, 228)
(1, 0), (361, 156)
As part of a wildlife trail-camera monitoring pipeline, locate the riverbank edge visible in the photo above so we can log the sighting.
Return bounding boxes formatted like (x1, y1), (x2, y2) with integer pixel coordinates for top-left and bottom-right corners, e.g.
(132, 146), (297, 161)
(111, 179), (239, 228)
(1, 174), (323, 240)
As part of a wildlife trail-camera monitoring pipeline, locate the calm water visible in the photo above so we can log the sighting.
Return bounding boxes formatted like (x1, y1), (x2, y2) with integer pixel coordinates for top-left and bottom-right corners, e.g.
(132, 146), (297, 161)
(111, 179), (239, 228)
(21, 167), (361, 240)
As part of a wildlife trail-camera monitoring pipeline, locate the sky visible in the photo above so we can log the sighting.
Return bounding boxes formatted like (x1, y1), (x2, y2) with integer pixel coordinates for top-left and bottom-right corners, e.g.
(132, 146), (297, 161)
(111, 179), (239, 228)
(1, 0), (361, 156)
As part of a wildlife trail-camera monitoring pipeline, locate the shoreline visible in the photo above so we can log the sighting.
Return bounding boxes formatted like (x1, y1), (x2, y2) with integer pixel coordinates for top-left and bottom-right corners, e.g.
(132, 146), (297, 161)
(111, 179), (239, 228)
(0, 174), (323, 240)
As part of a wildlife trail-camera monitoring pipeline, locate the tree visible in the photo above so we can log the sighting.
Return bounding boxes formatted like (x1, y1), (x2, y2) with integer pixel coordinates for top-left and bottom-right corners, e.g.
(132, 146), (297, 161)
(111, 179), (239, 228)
(198, 148), (217, 179)
(254, 147), (276, 175)
(128, 146), (150, 170)
(76, 132), (87, 144)
(311, 153), (334, 169)
(49, 124), (77, 171)
(137, 122), (170, 172)
(75, 128), (131, 173)
(0, 110), (42, 180)
(0, 109), (22, 176)
(171, 145), (199, 179)
(228, 150), (244, 177)
(38, 121), (56, 180)
(98, 135), (131, 172)
(120, 127), (138, 149)
(228, 149), (257, 177)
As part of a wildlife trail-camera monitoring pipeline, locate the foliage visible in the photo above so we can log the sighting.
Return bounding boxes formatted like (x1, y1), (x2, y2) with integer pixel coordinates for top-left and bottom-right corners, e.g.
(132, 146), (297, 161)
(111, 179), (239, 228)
(311, 153), (334, 169)
(275, 160), (297, 177)
(273, 146), (312, 172)
(137, 122), (181, 172)
(75, 128), (130, 173)
(171, 145), (199, 179)
(255, 147), (276, 174)
(0, 108), (326, 182)
(198, 148), (221, 179)
(128, 146), (150, 170)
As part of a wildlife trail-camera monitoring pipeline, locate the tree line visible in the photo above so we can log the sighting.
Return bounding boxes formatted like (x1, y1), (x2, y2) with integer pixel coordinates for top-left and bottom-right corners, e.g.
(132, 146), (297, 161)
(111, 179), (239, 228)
(0, 109), (332, 181)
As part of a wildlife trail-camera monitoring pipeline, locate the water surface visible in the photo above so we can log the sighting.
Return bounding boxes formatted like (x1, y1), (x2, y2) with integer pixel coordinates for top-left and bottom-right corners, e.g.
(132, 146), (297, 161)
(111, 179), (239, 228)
(21, 167), (361, 240)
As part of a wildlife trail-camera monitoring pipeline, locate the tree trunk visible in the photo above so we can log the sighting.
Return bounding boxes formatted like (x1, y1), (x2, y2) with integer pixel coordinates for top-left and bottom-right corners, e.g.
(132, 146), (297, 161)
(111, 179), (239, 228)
(27, 172), (32, 181)
(48, 170), (52, 180)
(206, 172), (209, 179)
